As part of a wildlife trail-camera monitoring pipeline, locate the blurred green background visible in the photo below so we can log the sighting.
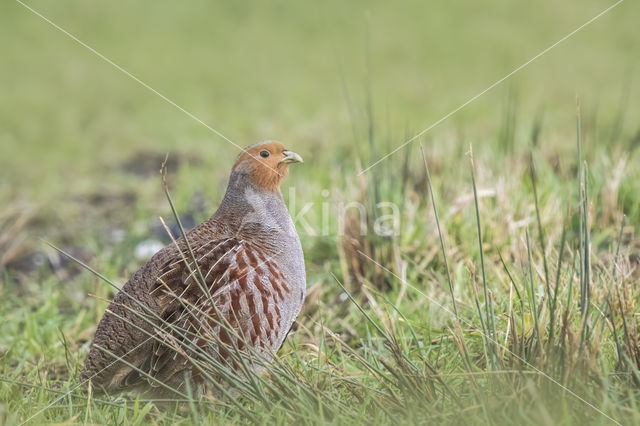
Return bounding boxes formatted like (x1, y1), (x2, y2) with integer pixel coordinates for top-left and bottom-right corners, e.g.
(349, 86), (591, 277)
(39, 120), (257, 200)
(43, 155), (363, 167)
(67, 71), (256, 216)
(2, 0), (638, 199)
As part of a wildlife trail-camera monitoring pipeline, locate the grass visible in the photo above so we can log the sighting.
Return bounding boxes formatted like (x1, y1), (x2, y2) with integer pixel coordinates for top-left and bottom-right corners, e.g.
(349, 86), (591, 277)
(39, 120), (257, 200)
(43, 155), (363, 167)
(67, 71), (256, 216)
(2, 0), (640, 424)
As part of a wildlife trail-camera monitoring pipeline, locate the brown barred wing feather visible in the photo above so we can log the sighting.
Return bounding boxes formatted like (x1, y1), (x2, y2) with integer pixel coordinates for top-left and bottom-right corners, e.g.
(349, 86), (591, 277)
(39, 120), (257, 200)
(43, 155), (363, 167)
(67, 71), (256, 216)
(142, 237), (292, 392)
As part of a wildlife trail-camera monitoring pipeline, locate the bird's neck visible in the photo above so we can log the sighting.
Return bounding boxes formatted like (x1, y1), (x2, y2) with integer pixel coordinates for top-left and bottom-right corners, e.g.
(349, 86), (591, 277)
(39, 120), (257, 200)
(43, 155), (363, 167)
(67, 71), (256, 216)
(212, 171), (289, 230)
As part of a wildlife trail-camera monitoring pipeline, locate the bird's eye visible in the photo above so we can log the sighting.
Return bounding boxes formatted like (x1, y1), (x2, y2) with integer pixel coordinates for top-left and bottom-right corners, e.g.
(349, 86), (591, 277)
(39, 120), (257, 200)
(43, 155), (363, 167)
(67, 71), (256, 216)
(260, 150), (270, 158)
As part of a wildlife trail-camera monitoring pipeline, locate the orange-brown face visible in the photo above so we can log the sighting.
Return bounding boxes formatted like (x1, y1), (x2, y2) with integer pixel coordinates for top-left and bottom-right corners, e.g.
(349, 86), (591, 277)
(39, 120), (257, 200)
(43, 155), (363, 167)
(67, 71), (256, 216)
(232, 141), (303, 192)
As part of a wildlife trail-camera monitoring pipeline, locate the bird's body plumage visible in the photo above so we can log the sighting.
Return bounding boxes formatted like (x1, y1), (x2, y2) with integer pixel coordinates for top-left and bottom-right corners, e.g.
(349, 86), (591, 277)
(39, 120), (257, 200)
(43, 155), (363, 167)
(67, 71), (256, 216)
(81, 142), (306, 396)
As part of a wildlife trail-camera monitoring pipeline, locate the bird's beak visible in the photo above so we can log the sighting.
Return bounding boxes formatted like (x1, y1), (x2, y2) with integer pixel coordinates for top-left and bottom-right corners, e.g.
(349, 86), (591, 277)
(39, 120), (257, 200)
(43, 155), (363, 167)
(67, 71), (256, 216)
(280, 150), (303, 164)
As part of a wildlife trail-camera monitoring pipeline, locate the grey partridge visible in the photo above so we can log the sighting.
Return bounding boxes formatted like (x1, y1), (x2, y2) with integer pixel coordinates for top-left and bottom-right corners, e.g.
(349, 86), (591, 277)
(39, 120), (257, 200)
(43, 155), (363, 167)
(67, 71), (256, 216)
(80, 141), (306, 396)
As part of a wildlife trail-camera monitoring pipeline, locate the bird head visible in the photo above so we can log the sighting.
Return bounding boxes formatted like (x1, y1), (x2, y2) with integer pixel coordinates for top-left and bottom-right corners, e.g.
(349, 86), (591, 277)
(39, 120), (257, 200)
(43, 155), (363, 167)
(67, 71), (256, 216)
(232, 141), (303, 193)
